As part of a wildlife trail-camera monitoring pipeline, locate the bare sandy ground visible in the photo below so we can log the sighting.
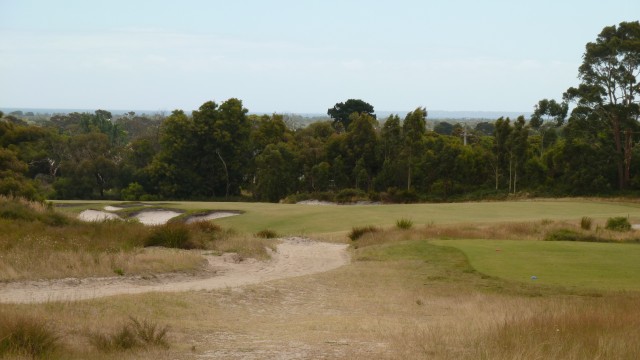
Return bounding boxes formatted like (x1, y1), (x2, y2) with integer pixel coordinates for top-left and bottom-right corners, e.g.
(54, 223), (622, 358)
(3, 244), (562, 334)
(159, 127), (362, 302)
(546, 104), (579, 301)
(0, 238), (349, 304)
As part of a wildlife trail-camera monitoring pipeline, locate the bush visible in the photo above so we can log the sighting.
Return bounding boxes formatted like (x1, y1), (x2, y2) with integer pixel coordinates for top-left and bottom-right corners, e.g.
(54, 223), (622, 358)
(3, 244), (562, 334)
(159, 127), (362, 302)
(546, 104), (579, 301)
(0, 196), (70, 226)
(396, 218), (414, 230)
(348, 225), (380, 241)
(544, 228), (601, 242)
(144, 223), (193, 249)
(580, 216), (593, 230)
(255, 229), (278, 239)
(606, 217), (631, 232)
(0, 314), (60, 358)
(89, 317), (168, 352)
(335, 188), (368, 203)
(188, 220), (221, 234)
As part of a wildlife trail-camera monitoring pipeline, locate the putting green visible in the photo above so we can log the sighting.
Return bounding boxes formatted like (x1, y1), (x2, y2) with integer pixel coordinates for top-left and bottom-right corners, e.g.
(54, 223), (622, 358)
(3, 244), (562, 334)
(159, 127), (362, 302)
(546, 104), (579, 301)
(431, 239), (640, 291)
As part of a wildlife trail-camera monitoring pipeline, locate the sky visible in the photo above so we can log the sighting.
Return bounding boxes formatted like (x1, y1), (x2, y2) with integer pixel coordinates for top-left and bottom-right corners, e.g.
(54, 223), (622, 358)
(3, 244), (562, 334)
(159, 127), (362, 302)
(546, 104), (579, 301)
(1, 0), (639, 114)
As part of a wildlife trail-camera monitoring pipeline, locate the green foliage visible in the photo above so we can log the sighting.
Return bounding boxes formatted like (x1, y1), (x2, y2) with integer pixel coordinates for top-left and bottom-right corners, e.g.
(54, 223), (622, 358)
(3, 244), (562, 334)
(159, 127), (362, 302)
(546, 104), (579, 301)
(605, 217), (631, 232)
(348, 225), (380, 241)
(581, 216), (593, 230)
(255, 229), (278, 239)
(89, 317), (168, 352)
(121, 182), (145, 201)
(327, 99), (375, 131)
(396, 218), (414, 230)
(0, 314), (60, 358)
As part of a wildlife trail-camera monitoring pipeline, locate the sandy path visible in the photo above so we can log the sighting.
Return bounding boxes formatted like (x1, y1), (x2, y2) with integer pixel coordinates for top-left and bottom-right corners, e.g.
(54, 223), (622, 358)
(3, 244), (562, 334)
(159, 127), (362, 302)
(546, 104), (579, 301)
(0, 238), (349, 304)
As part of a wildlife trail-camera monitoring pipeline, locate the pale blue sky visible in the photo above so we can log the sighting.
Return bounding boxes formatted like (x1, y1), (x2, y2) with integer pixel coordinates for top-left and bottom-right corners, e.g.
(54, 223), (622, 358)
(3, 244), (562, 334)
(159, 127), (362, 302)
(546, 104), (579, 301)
(1, 0), (638, 114)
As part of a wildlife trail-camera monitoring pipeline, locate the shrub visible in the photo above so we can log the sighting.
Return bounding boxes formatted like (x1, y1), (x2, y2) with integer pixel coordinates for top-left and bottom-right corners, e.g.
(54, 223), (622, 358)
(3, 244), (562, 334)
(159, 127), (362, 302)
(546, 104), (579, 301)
(144, 223), (193, 249)
(89, 317), (168, 352)
(606, 217), (631, 231)
(188, 220), (221, 234)
(544, 229), (601, 242)
(255, 229), (278, 239)
(335, 188), (368, 203)
(605, 217), (630, 231)
(580, 216), (592, 230)
(396, 218), (414, 230)
(0, 314), (60, 358)
(348, 225), (380, 241)
(0, 196), (70, 226)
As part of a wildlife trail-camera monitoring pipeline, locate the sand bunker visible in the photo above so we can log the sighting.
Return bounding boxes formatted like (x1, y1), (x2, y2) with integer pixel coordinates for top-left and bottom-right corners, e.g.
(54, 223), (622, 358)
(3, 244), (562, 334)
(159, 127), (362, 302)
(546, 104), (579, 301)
(134, 210), (182, 226)
(103, 205), (123, 211)
(297, 200), (336, 205)
(77, 210), (122, 222)
(0, 237), (350, 304)
(186, 212), (240, 224)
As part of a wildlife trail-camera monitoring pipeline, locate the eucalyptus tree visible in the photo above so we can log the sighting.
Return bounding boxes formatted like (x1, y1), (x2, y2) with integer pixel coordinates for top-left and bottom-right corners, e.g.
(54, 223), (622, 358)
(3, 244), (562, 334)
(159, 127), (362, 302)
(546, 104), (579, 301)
(564, 21), (640, 190)
(402, 107), (427, 191)
(327, 99), (376, 131)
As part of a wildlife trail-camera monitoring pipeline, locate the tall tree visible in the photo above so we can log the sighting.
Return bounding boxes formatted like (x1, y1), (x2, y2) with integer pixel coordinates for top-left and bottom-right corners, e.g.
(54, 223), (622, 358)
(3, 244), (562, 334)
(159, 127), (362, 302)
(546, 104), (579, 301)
(402, 107), (427, 190)
(327, 99), (375, 131)
(564, 21), (640, 190)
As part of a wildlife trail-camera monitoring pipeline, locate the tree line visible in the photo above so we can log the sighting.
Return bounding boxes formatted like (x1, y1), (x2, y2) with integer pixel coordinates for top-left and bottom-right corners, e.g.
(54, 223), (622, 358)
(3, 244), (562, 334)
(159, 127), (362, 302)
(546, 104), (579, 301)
(1, 21), (638, 203)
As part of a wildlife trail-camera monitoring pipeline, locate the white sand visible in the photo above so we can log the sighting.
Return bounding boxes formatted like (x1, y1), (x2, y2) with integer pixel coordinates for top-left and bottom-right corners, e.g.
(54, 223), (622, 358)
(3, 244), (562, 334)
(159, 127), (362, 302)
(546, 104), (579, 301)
(103, 205), (123, 211)
(77, 210), (122, 222)
(185, 212), (240, 224)
(296, 200), (337, 205)
(134, 210), (182, 225)
(0, 237), (350, 304)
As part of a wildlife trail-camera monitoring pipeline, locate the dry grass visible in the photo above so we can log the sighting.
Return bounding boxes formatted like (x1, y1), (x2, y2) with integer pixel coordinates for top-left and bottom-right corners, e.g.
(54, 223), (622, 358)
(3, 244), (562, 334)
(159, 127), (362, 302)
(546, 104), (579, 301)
(0, 198), (274, 281)
(2, 239), (639, 359)
(351, 218), (640, 249)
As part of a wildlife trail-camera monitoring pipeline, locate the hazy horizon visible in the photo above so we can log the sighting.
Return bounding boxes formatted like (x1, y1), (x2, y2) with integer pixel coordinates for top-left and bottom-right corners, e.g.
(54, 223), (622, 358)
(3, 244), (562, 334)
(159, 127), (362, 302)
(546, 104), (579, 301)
(2, 1), (638, 113)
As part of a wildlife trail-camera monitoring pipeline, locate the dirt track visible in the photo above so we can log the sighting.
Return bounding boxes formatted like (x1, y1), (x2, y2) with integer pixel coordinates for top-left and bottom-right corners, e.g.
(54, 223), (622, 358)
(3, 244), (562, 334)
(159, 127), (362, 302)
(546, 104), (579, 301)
(0, 238), (349, 304)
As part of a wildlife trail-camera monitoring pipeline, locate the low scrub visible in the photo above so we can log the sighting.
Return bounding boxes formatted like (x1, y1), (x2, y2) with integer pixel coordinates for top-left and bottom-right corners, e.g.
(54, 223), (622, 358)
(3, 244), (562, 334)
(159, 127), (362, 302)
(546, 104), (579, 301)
(0, 313), (60, 358)
(144, 223), (193, 249)
(606, 216), (631, 231)
(544, 228), (601, 242)
(396, 218), (414, 230)
(349, 225), (380, 241)
(580, 216), (593, 230)
(0, 195), (70, 226)
(89, 317), (169, 352)
(335, 188), (369, 203)
(255, 229), (278, 239)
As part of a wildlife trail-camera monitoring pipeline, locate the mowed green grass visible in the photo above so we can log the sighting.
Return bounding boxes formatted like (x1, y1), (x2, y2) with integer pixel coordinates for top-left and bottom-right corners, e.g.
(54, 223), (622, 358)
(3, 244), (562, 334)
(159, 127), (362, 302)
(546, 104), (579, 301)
(431, 239), (640, 291)
(56, 199), (640, 235)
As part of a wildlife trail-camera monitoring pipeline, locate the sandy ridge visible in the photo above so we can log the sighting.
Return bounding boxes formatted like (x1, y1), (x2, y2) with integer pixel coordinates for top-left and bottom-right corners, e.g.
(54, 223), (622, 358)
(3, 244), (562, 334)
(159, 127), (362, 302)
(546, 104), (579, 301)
(0, 238), (349, 304)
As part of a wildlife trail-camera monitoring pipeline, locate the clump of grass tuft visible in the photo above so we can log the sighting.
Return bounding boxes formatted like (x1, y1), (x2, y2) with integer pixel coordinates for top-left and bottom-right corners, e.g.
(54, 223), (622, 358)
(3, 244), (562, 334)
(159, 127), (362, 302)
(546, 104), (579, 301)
(581, 216), (593, 230)
(144, 223), (194, 249)
(0, 313), (60, 358)
(349, 225), (380, 241)
(606, 217), (631, 232)
(396, 218), (414, 230)
(255, 229), (278, 239)
(89, 317), (168, 352)
(0, 195), (71, 226)
(187, 220), (221, 234)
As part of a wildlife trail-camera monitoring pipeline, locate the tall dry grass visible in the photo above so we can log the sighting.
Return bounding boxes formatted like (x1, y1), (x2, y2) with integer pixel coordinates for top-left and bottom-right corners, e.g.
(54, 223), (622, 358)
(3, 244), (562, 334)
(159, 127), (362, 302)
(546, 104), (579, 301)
(351, 218), (640, 249)
(0, 198), (273, 281)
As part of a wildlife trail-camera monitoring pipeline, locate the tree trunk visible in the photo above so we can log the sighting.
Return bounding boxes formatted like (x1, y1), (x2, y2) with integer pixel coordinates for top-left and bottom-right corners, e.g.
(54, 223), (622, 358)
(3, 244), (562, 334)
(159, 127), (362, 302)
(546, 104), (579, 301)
(612, 115), (625, 190)
(624, 128), (633, 188)
(216, 150), (230, 198)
